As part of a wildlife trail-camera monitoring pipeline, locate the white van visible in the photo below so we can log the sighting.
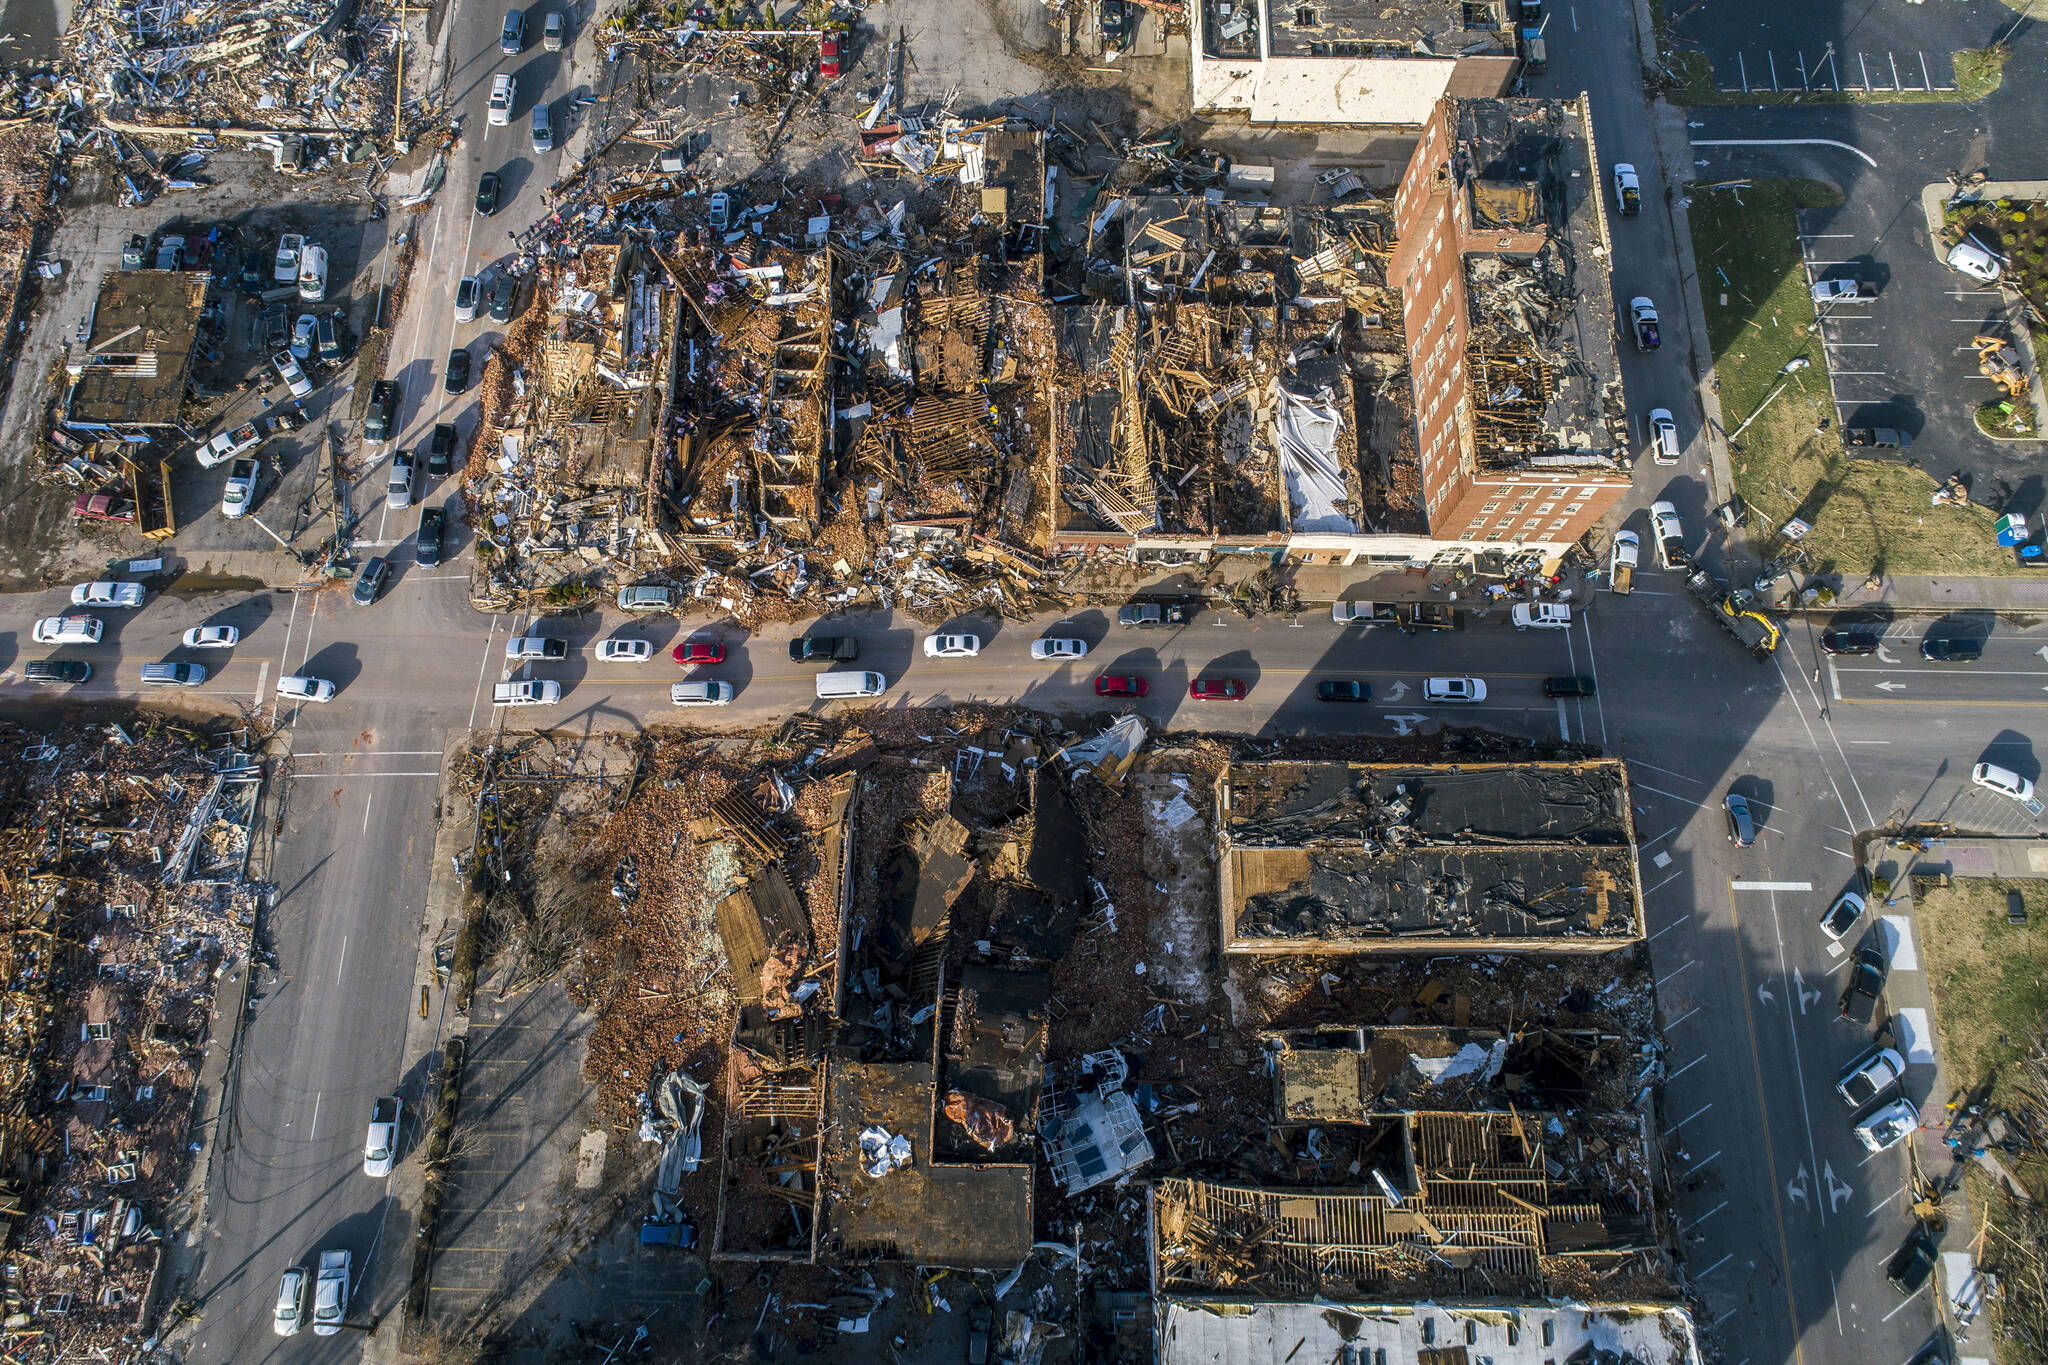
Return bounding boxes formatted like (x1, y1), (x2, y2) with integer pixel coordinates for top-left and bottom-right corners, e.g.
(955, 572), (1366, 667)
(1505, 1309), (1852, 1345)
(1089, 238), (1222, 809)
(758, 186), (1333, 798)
(297, 244), (328, 303)
(815, 670), (885, 699)
(670, 680), (734, 706)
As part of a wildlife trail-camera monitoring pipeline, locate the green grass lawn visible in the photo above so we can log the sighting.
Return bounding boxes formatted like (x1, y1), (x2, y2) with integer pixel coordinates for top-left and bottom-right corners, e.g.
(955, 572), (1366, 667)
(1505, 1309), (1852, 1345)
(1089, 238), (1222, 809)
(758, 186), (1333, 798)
(1689, 179), (2021, 577)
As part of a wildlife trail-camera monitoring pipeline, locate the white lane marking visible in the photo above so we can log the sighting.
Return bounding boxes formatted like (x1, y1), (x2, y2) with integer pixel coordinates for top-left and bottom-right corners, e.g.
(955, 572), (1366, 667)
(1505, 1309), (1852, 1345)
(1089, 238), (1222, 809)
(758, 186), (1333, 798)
(1688, 1198), (1728, 1225)
(255, 660), (270, 708)
(295, 750), (446, 757)
(1763, 890), (1831, 1227)
(1556, 697), (1569, 742)
(1629, 759), (1702, 784)
(310, 1092), (321, 1139)
(467, 614), (502, 729)
(1631, 782), (1715, 812)
(337, 934), (349, 984)
(1648, 915), (1690, 943)
(1665, 1004), (1702, 1030)
(1643, 825), (1681, 847)
(1672, 1102), (1713, 1130)
(361, 788), (375, 836)
(1828, 661), (1841, 700)
(1656, 959), (1696, 988)
(1667, 1053), (1706, 1082)
(1732, 880), (1811, 891)
(1644, 870), (1684, 896)
(1689, 136), (1877, 166)
(1683, 1151), (1721, 1177)
(1696, 1252), (1733, 1279)
(1881, 1285), (1928, 1320)
(1868, 1188), (1902, 1217)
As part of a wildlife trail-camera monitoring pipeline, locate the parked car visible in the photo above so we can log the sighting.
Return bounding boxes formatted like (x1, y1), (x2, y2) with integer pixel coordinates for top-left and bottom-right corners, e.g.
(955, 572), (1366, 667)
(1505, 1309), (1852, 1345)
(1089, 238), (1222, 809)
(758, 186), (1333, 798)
(1973, 761), (2037, 803)
(489, 273), (518, 322)
(1820, 627), (1881, 655)
(1647, 407), (1679, 465)
(819, 32), (841, 76)
(1811, 278), (1868, 303)
(1947, 238), (2001, 283)
(33, 615), (103, 645)
(25, 660), (92, 685)
(220, 457), (259, 519)
(671, 681), (735, 706)
(1818, 889), (1866, 942)
(1317, 679), (1371, 702)
(476, 170), (502, 215)
(274, 232), (303, 282)
(362, 1096), (402, 1176)
(290, 313), (317, 360)
(672, 641), (726, 665)
(923, 633), (981, 658)
(239, 248), (268, 293)
(506, 636), (569, 661)
(530, 101), (554, 155)
(1117, 602), (1188, 627)
(599, 637), (654, 662)
(1511, 602), (1572, 630)
(617, 584), (675, 612)
(455, 274), (481, 323)
(1189, 677), (1246, 700)
(789, 635), (858, 662)
(1611, 162), (1640, 215)
(1095, 674), (1149, 698)
(182, 625), (240, 649)
(1422, 676), (1486, 703)
(276, 674), (337, 703)
(73, 492), (135, 523)
(317, 313), (343, 365)
(543, 8), (565, 48)
(1099, 0), (1131, 45)
(1030, 637), (1089, 660)
(272, 351), (314, 399)
(296, 243), (327, 303)
(416, 506), (447, 568)
(500, 6), (526, 52)
(1854, 1097), (1920, 1154)
(313, 1250), (350, 1336)
(364, 380), (400, 442)
(1722, 791), (1756, 846)
(1628, 296), (1660, 350)
(1840, 945), (1887, 1024)
(72, 580), (146, 609)
(444, 347), (472, 394)
(140, 662), (207, 687)
(1886, 1226), (1940, 1295)
(386, 450), (416, 510)
(1836, 1045), (1907, 1107)
(494, 680), (561, 706)
(488, 73), (515, 126)
(426, 423), (457, 477)
(1921, 634), (1983, 663)
(273, 1266), (311, 1337)
(708, 191), (732, 232)
(352, 556), (390, 606)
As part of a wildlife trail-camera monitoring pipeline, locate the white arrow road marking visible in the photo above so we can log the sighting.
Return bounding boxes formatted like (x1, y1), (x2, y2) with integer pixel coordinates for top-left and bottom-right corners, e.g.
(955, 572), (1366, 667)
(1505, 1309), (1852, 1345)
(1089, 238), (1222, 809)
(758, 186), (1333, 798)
(1384, 680), (1410, 701)
(1823, 1161), (1853, 1212)
(2036, 646), (2048, 663)
(1757, 982), (1775, 1006)
(1876, 645), (1897, 663)
(1787, 1164), (1811, 1208)
(1793, 968), (1821, 1014)
(1386, 713), (1428, 736)
(1874, 680), (1905, 691)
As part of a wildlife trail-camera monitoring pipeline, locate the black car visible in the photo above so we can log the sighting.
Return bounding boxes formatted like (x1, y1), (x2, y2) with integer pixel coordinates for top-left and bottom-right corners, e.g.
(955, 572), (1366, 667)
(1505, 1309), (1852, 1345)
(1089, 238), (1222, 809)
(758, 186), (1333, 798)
(364, 379), (400, 442)
(417, 506), (447, 568)
(1543, 674), (1596, 698)
(352, 555), (391, 606)
(1886, 1226), (1939, 1295)
(476, 171), (502, 217)
(1840, 945), (1887, 1024)
(24, 660), (92, 685)
(426, 423), (457, 478)
(489, 274), (518, 323)
(445, 348), (472, 394)
(1820, 627), (1881, 656)
(1316, 679), (1371, 702)
(239, 247), (268, 294)
(1723, 792), (1756, 847)
(1921, 635), (1983, 662)
(789, 635), (858, 663)
(1099, 0), (1130, 44)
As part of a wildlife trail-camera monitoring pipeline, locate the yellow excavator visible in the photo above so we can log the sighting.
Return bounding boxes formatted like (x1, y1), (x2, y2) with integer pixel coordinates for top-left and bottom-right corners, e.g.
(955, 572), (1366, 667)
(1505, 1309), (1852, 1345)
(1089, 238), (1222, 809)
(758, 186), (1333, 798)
(1974, 334), (2028, 397)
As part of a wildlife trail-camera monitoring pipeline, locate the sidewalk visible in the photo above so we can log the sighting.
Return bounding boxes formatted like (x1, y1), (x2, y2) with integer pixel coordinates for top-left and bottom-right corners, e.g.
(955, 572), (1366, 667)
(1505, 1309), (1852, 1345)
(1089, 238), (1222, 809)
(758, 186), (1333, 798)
(1779, 570), (2048, 616)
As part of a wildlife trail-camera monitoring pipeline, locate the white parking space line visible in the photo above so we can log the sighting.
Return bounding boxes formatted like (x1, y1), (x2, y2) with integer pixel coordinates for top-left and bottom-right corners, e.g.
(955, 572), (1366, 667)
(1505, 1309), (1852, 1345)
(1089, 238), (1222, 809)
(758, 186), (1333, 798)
(1880, 914), (1919, 972)
(1732, 880), (1811, 892)
(1633, 782), (1715, 812)
(1893, 1006), (1935, 1063)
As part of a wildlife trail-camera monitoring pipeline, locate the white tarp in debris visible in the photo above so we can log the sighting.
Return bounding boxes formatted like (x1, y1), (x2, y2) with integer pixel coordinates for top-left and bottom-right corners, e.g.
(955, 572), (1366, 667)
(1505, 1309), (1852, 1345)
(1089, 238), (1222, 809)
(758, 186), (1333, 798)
(642, 1070), (707, 1222)
(1276, 388), (1354, 533)
(1053, 714), (1148, 784)
(859, 1125), (913, 1178)
(1411, 1039), (1507, 1084)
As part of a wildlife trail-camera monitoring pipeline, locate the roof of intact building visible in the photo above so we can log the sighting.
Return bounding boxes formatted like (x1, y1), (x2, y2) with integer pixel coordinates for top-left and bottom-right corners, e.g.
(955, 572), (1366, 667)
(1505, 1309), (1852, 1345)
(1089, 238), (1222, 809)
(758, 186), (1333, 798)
(66, 270), (209, 427)
(1217, 761), (1644, 953)
(1264, 0), (1503, 58)
(1159, 1300), (1702, 1365)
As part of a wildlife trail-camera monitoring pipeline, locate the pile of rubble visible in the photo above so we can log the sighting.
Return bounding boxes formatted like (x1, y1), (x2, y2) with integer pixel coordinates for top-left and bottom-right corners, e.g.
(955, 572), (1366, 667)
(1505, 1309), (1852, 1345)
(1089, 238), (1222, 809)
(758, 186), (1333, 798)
(0, 716), (266, 1361)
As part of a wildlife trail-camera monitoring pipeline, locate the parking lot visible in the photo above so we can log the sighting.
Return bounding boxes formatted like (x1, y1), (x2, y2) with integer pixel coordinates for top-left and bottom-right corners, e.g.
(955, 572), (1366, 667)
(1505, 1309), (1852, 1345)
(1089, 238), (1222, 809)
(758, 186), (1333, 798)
(1670, 0), (2012, 92)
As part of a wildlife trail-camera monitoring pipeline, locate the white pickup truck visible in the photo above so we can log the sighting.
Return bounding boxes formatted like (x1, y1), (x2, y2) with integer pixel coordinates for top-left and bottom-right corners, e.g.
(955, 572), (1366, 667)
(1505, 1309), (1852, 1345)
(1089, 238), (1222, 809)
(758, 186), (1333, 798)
(493, 680), (561, 706)
(1609, 530), (1639, 594)
(194, 421), (261, 469)
(313, 1249), (350, 1336)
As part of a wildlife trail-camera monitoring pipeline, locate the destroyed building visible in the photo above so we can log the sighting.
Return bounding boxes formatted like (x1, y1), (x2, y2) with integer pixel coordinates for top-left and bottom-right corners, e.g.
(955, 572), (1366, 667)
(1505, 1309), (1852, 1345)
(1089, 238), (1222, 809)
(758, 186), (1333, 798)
(1192, 0), (1522, 124)
(1217, 761), (1644, 952)
(63, 270), (208, 433)
(1391, 94), (1632, 550)
(1156, 1300), (1703, 1365)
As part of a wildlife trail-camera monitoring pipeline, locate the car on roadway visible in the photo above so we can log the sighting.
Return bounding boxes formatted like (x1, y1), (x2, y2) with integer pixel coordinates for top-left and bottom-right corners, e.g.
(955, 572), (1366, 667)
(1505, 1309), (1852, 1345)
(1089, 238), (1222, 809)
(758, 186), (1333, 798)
(364, 379), (400, 442)
(426, 423), (457, 478)
(598, 637), (654, 662)
(273, 1265), (311, 1337)
(290, 313), (317, 360)
(26, 659), (92, 685)
(1511, 602), (1572, 630)
(352, 556), (390, 606)
(274, 232), (303, 283)
(455, 275), (480, 323)
(923, 633), (981, 658)
(72, 581), (146, 609)
(507, 636), (570, 661)
(819, 32), (841, 76)
(33, 615), (102, 645)
(476, 170), (502, 216)
(220, 457), (259, 519)
(1947, 238), (2001, 283)
(530, 101), (554, 155)
(494, 680), (561, 706)
(1836, 1045), (1907, 1107)
(1820, 626), (1881, 655)
(1886, 1225), (1940, 1295)
(1611, 162), (1640, 215)
(673, 641), (726, 665)
(1095, 674), (1148, 698)
(386, 450), (416, 510)
(272, 350), (314, 399)
(1646, 407), (1678, 465)
(1117, 602), (1188, 628)
(1189, 677), (1246, 700)
(1818, 888), (1866, 942)
(543, 9), (565, 48)
(1722, 791), (1756, 846)
(490, 273), (518, 322)
(671, 680), (735, 706)
(1972, 761), (2037, 803)
(1422, 676), (1486, 704)
(445, 347), (472, 394)
(1628, 296), (1660, 350)
(1317, 679), (1371, 702)
(500, 6), (526, 52)
(1840, 945), (1887, 1024)
(1854, 1097), (1920, 1154)
(488, 73), (515, 126)
(140, 661), (207, 687)
(789, 635), (858, 663)
(277, 674), (336, 703)
(617, 584), (675, 612)
(313, 1250), (350, 1336)
(182, 625), (240, 649)
(416, 505), (447, 567)
(363, 1096), (402, 1176)
(1030, 637), (1089, 660)
(1543, 675), (1595, 698)
(1921, 633), (1983, 663)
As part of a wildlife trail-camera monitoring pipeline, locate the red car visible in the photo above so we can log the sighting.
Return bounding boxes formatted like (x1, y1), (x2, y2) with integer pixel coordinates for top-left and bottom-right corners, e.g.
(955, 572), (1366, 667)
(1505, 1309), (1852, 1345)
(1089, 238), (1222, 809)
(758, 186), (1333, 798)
(819, 34), (841, 77)
(1095, 674), (1149, 698)
(1189, 677), (1246, 700)
(672, 641), (726, 665)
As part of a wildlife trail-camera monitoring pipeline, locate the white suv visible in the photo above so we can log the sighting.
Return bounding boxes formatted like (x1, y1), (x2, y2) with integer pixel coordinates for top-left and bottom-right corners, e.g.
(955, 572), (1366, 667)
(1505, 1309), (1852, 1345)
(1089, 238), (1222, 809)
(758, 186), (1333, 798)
(1423, 676), (1487, 703)
(1972, 761), (2037, 803)
(32, 614), (103, 645)
(488, 73), (515, 126)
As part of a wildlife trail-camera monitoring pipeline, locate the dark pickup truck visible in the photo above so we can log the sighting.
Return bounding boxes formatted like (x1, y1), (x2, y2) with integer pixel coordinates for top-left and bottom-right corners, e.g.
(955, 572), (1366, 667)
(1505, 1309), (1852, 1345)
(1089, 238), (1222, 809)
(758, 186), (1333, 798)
(1839, 946), (1887, 1024)
(1117, 602), (1191, 628)
(1843, 426), (1912, 451)
(789, 635), (858, 663)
